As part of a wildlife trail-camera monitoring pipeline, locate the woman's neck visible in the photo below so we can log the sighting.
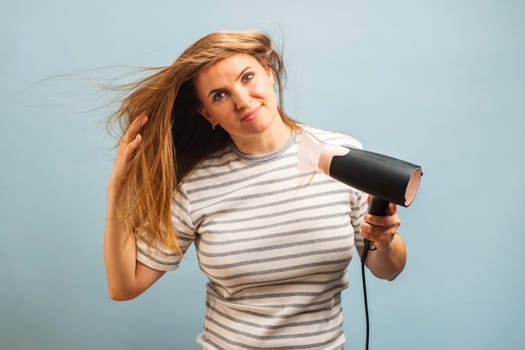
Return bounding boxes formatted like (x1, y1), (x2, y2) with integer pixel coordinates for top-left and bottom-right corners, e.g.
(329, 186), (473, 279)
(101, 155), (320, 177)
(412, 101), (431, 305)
(232, 115), (292, 155)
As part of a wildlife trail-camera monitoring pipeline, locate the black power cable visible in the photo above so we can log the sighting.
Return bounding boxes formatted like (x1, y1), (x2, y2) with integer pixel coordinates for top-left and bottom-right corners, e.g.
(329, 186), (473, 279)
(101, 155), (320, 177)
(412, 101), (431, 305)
(361, 239), (376, 350)
(360, 197), (389, 349)
(360, 239), (375, 350)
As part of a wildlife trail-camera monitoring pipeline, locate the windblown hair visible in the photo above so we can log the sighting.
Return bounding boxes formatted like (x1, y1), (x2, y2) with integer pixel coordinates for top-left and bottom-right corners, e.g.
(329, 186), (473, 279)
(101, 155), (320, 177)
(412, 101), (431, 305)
(109, 30), (300, 254)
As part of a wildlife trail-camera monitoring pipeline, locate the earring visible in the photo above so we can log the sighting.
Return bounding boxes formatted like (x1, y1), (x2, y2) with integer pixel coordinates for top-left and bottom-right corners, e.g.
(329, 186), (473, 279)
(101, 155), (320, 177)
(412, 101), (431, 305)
(211, 122), (217, 130)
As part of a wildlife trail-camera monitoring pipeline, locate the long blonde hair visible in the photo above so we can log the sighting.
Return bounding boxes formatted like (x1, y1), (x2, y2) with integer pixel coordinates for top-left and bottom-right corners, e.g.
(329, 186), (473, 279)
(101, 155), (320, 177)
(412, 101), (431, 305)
(110, 30), (300, 254)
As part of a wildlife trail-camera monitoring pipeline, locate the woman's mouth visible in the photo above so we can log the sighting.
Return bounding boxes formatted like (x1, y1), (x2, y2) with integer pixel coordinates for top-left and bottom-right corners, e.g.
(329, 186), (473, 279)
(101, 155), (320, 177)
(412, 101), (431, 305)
(241, 105), (261, 122)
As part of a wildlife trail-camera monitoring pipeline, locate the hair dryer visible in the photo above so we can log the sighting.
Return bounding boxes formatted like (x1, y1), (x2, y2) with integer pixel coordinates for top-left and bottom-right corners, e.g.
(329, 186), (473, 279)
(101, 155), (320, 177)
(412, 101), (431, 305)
(298, 131), (422, 260)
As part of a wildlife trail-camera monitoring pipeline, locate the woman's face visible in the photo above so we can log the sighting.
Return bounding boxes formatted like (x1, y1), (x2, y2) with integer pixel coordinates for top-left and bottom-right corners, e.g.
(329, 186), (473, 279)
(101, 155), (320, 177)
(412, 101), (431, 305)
(194, 53), (284, 150)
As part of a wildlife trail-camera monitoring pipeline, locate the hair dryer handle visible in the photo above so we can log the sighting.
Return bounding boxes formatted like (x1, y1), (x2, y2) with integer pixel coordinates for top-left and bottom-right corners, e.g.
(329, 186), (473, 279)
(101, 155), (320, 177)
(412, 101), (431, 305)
(361, 197), (389, 263)
(367, 197), (390, 216)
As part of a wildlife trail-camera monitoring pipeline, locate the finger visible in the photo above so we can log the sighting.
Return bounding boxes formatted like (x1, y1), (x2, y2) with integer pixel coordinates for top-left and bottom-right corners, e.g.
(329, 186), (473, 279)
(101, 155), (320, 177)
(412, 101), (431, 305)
(111, 134), (142, 184)
(360, 221), (397, 247)
(362, 219), (400, 246)
(123, 133), (143, 161)
(361, 221), (394, 236)
(364, 213), (401, 228)
(360, 222), (384, 243)
(386, 202), (398, 215)
(124, 114), (148, 144)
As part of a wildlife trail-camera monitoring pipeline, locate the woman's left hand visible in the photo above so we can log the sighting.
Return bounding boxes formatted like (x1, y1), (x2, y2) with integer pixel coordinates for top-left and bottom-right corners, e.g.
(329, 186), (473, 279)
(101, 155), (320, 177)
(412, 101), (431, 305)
(360, 200), (401, 250)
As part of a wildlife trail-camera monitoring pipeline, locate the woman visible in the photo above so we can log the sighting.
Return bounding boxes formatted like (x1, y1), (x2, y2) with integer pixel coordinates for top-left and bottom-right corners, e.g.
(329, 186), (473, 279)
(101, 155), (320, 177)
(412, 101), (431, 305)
(104, 30), (406, 349)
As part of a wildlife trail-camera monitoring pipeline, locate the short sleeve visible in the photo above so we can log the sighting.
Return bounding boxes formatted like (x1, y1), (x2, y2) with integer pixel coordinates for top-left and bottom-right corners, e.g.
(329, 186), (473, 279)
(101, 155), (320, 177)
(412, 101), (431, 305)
(136, 187), (196, 271)
(350, 189), (368, 247)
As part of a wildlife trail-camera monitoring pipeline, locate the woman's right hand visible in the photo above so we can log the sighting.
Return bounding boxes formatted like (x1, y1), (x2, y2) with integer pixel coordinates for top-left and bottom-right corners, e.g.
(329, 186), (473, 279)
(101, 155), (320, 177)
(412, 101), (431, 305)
(108, 114), (148, 196)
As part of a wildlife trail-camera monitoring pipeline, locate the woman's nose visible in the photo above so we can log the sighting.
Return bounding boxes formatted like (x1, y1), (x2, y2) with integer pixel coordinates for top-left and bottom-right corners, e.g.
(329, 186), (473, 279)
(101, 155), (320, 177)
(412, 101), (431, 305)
(232, 88), (251, 110)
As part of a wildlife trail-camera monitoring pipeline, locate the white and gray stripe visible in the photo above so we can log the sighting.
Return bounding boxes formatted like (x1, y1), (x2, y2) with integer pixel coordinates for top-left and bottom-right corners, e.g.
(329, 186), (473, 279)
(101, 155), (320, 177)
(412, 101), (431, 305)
(137, 126), (368, 349)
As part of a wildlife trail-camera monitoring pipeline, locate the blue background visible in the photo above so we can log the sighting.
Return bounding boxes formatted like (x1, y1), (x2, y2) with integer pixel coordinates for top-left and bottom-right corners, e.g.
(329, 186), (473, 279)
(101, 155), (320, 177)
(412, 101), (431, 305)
(2, 0), (524, 349)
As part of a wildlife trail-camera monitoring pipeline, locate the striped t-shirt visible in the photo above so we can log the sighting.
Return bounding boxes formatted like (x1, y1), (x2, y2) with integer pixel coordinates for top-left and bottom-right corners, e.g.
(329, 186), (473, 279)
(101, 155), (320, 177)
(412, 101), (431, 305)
(137, 126), (368, 349)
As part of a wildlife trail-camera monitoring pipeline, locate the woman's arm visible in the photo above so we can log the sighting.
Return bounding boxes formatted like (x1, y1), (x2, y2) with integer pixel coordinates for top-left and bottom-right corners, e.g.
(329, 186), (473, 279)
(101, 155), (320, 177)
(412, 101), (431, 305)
(104, 217), (165, 301)
(103, 114), (165, 301)
(357, 202), (407, 281)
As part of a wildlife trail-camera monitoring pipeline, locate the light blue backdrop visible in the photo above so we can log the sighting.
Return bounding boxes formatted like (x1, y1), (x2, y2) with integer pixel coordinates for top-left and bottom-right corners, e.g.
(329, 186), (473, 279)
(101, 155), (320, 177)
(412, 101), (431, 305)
(2, 0), (524, 349)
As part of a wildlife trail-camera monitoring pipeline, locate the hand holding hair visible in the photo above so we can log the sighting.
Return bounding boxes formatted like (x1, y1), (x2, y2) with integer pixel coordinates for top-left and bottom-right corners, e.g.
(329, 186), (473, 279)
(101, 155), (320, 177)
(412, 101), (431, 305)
(108, 113), (148, 196)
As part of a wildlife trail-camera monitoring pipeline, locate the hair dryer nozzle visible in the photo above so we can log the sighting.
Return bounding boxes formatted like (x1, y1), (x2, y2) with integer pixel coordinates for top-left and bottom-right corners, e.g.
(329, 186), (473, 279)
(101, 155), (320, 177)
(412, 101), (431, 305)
(330, 148), (422, 207)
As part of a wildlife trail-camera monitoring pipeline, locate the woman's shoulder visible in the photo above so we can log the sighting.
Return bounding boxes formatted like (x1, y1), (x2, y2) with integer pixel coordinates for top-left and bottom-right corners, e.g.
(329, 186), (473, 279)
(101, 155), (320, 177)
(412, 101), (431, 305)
(300, 124), (363, 149)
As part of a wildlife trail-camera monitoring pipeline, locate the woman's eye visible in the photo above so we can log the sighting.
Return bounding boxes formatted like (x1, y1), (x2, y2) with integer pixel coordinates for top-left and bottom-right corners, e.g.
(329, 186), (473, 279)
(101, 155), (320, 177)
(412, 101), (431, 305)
(242, 73), (254, 82)
(213, 91), (226, 102)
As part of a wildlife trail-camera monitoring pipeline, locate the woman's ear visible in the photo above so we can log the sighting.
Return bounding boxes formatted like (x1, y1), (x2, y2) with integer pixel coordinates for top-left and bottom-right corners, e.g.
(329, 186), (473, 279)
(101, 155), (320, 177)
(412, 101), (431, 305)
(197, 107), (211, 121)
(262, 61), (275, 84)
(268, 69), (275, 85)
(197, 107), (217, 128)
